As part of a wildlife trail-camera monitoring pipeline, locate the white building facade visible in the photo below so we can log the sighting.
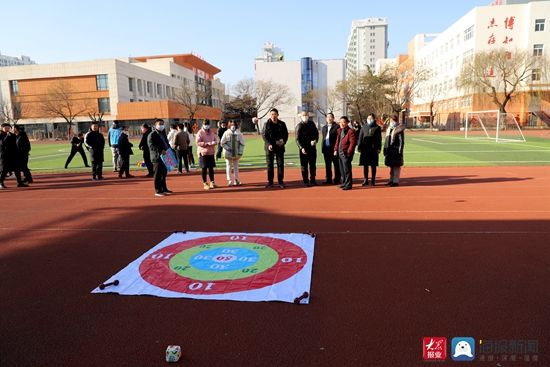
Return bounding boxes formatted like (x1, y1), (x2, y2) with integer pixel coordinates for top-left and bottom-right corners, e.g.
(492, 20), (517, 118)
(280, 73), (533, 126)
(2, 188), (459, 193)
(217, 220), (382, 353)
(411, 0), (550, 128)
(0, 54), (225, 135)
(0, 52), (35, 67)
(346, 17), (388, 78)
(255, 57), (346, 132)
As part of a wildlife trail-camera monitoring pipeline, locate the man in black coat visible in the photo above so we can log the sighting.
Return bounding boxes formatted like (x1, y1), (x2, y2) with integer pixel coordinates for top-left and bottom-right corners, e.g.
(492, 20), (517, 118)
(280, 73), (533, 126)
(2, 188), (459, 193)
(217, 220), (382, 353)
(14, 125), (32, 184)
(84, 122), (105, 180)
(262, 108), (288, 188)
(0, 123), (26, 188)
(138, 123), (154, 177)
(296, 111), (319, 186)
(358, 113), (382, 186)
(321, 113), (341, 185)
(65, 132), (90, 169)
(148, 118), (172, 196)
(117, 126), (134, 178)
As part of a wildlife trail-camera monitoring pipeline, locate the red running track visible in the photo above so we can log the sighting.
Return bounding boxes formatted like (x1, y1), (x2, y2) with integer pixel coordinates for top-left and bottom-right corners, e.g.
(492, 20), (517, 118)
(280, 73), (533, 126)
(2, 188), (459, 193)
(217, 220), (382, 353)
(1, 166), (549, 366)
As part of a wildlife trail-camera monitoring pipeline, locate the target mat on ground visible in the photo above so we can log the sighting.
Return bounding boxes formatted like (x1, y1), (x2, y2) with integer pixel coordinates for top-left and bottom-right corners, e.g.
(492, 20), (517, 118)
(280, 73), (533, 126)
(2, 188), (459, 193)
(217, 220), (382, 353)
(92, 232), (315, 303)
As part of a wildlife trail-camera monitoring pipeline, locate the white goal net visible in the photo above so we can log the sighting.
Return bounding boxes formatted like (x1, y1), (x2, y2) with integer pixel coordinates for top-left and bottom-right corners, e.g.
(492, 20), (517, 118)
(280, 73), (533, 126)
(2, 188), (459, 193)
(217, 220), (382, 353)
(465, 110), (526, 142)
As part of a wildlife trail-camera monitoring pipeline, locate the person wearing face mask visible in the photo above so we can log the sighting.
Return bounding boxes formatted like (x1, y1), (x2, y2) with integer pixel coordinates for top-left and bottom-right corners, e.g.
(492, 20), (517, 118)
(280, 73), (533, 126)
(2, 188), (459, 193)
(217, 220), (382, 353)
(358, 113), (382, 186)
(296, 111), (319, 187)
(321, 113), (341, 185)
(333, 116), (357, 190)
(262, 108), (288, 188)
(117, 126), (134, 178)
(148, 118), (172, 196)
(220, 121), (245, 186)
(383, 114), (405, 187)
(196, 120), (218, 190)
(84, 122), (105, 180)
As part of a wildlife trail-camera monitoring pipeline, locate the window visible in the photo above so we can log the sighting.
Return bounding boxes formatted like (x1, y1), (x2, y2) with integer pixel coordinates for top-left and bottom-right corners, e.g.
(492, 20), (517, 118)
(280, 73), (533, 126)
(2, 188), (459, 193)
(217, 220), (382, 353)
(10, 80), (19, 96)
(146, 81), (152, 95)
(137, 80), (143, 95)
(533, 44), (544, 56)
(532, 68), (542, 81)
(128, 77), (135, 92)
(157, 84), (162, 96)
(464, 26), (474, 41)
(96, 74), (108, 90)
(98, 98), (110, 113)
(535, 19), (545, 32)
(463, 49), (474, 62)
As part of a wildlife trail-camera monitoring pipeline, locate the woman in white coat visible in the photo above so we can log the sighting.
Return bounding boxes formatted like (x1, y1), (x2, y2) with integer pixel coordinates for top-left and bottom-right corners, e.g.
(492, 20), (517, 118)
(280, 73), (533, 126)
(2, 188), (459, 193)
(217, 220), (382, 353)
(220, 121), (245, 186)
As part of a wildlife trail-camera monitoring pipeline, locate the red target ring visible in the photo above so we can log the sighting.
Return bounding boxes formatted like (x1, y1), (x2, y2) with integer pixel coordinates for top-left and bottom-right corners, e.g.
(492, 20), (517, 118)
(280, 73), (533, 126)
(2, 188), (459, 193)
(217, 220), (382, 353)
(138, 235), (307, 294)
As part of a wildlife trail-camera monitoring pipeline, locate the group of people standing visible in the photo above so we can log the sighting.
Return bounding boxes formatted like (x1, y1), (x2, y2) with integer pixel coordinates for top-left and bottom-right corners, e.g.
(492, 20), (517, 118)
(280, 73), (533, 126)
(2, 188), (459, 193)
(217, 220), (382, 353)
(0, 123), (32, 189)
(261, 108), (405, 190)
(7, 108), (404, 194)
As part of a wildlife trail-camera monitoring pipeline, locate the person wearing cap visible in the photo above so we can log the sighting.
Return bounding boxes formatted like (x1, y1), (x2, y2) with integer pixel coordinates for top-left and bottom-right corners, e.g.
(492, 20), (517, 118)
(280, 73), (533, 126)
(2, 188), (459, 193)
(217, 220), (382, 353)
(138, 123), (154, 177)
(148, 118), (172, 196)
(117, 126), (134, 178)
(295, 111), (319, 187)
(84, 122), (105, 180)
(0, 123), (27, 188)
(196, 120), (218, 190)
(13, 124), (33, 184)
(108, 120), (122, 172)
(65, 132), (90, 169)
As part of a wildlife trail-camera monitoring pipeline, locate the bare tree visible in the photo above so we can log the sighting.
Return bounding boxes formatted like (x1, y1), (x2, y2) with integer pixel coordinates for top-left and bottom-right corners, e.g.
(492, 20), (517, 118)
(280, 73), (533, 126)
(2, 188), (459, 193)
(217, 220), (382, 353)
(335, 75), (369, 122)
(232, 78), (293, 120)
(173, 81), (211, 123)
(0, 99), (23, 125)
(88, 111), (104, 124)
(303, 87), (342, 117)
(381, 62), (428, 121)
(426, 78), (445, 129)
(40, 79), (92, 129)
(458, 48), (549, 113)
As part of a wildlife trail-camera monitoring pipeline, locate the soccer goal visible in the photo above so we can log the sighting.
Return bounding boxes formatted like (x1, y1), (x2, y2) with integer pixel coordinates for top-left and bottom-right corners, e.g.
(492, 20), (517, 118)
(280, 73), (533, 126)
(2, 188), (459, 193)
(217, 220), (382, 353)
(465, 110), (526, 142)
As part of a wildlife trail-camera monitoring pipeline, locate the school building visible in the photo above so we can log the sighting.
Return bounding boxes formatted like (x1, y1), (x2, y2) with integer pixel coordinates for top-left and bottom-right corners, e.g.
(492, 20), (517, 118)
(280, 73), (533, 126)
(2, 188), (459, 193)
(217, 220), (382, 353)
(0, 53), (225, 138)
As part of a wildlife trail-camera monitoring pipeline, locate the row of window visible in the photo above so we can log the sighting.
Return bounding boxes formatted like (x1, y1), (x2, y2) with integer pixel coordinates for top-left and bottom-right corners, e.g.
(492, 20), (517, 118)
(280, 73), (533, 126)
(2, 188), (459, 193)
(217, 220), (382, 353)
(128, 77), (176, 99)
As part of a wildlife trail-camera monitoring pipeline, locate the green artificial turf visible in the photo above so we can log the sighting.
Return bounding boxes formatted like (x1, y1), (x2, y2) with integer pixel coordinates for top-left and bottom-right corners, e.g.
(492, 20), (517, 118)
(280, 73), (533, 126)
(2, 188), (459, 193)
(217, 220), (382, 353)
(26, 131), (550, 173)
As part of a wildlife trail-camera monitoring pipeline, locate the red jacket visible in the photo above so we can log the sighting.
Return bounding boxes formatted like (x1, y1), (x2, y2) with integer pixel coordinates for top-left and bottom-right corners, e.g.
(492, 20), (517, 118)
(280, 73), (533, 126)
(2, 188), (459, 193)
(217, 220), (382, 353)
(334, 126), (357, 157)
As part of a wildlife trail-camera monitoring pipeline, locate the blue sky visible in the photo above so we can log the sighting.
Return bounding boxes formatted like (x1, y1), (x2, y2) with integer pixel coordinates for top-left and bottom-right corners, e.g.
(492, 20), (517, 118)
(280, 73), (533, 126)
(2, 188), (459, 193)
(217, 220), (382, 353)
(2, 0), (487, 88)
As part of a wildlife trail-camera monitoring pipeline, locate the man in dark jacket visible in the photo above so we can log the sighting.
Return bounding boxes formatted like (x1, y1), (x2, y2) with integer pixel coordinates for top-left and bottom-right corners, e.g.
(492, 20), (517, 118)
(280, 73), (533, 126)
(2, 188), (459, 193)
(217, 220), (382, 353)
(117, 126), (134, 178)
(358, 113), (382, 186)
(334, 116), (357, 190)
(262, 108), (288, 188)
(14, 125), (32, 184)
(321, 113), (341, 185)
(148, 118), (172, 196)
(0, 123), (26, 188)
(65, 132), (90, 169)
(216, 121), (227, 160)
(175, 123), (190, 173)
(84, 122), (105, 180)
(296, 111), (319, 186)
(138, 123), (154, 177)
